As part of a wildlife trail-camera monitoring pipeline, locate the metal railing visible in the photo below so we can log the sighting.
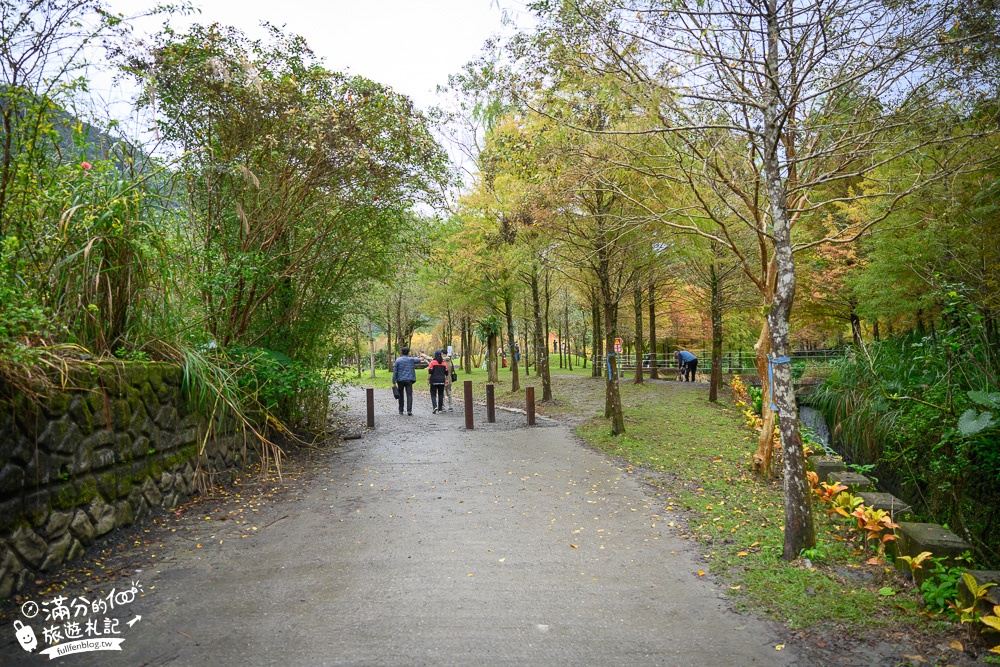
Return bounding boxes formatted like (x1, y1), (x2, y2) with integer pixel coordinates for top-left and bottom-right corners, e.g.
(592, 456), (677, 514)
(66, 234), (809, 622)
(592, 348), (847, 375)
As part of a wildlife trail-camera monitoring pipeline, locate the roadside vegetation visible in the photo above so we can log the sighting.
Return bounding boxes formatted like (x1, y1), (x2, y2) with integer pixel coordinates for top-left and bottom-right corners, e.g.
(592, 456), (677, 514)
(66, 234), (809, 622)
(575, 378), (971, 644)
(0, 2), (447, 456)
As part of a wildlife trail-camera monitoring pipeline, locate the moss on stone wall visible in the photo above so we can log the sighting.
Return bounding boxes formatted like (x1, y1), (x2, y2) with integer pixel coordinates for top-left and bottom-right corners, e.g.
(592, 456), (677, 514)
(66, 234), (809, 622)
(0, 361), (246, 598)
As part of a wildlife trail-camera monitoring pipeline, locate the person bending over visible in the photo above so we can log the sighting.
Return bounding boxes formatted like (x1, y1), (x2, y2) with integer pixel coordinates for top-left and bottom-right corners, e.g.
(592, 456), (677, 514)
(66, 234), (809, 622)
(675, 349), (698, 382)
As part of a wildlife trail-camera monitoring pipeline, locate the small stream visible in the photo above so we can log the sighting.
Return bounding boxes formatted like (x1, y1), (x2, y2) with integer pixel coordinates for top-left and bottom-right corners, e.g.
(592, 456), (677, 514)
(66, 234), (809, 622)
(799, 405), (831, 447)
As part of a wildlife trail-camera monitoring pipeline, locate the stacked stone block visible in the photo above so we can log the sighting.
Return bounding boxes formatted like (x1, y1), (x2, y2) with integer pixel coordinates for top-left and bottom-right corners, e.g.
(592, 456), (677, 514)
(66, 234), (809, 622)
(0, 362), (244, 597)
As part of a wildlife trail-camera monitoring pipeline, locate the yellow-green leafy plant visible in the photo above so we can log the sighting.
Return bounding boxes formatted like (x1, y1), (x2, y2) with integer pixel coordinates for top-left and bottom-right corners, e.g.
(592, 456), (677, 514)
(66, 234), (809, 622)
(896, 551), (934, 574)
(950, 573), (997, 632)
(827, 490), (864, 518)
(980, 605), (1000, 634)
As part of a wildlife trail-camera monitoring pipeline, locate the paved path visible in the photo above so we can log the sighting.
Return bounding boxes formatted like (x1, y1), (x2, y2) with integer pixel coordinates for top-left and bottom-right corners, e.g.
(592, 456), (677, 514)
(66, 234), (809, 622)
(3, 386), (797, 666)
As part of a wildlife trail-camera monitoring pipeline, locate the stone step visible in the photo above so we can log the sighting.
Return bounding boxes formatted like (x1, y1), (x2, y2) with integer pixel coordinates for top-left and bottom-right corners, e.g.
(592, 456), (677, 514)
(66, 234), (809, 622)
(827, 471), (875, 492)
(807, 455), (845, 483)
(895, 522), (972, 584)
(856, 492), (913, 520)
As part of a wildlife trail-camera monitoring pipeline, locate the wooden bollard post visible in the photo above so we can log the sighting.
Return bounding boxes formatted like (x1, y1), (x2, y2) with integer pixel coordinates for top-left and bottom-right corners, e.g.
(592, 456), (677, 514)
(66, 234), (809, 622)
(366, 387), (375, 428)
(526, 386), (536, 426)
(464, 380), (474, 430)
(486, 383), (496, 423)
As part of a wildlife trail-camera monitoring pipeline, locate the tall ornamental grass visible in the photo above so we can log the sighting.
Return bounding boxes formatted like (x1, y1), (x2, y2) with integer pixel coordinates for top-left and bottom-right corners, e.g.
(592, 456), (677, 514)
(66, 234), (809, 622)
(811, 289), (1000, 566)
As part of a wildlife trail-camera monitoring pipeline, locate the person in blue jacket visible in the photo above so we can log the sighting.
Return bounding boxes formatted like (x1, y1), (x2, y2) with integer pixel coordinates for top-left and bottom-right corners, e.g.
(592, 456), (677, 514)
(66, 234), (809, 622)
(675, 349), (698, 382)
(392, 346), (427, 415)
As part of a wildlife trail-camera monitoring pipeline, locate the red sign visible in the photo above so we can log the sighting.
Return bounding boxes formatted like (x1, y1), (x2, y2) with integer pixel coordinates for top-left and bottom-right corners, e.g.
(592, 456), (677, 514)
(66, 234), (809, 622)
(614, 338), (622, 353)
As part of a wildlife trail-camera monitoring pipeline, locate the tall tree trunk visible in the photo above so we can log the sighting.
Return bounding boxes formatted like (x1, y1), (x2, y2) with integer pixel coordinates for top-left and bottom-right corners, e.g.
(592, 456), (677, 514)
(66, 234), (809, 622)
(602, 290), (625, 434)
(753, 260), (778, 476)
(355, 319), (362, 378)
(763, 0), (815, 559)
(395, 294), (404, 348)
(524, 296), (531, 377)
(445, 306), (454, 354)
(648, 281), (658, 379)
(565, 289), (573, 371)
(595, 195), (624, 433)
(0, 107), (16, 238)
(368, 317), (376, 379)
(487, 332), (499, 383)
(505, 293), (520, 392)
(850, 303), (863, 347)
(531, 266), (552, 401)
(386, 303), (393, 369)
(544, 269), (552, 396)
(591, 290), (603, 378)
(463, 317), (472, 375)
(459, 318), (466, 371)
(633, 284), (644, 384)
(558, 322), (564, 368)
(709, 249), (723, 402)
(534, 294), (542, 377)
(872, 318), (880, 342)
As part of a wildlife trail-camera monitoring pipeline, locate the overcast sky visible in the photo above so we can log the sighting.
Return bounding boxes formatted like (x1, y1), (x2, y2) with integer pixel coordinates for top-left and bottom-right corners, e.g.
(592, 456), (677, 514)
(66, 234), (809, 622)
(105, 0), (527, 111)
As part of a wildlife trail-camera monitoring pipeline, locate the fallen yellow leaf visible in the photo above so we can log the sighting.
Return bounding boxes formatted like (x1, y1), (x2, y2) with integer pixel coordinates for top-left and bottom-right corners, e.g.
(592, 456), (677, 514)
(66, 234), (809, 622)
(950, 641), (964, 651)
(697, 570), (705, 576)
(775, 644), (784, 651)
(729, 585), (741, 590)
(902, 655), (927, 663)
(570, 544), (579, 549)
(737, 551), (749, 557)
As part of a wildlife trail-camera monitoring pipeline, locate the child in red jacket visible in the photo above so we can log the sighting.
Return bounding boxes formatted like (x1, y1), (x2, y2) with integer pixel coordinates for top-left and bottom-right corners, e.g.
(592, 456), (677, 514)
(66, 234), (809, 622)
(427, 350), (449, 414)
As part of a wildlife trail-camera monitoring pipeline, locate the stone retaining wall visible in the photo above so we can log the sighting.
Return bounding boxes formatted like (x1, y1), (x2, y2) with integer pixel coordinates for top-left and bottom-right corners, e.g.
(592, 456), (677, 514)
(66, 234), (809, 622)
(0, 362), (246, 597)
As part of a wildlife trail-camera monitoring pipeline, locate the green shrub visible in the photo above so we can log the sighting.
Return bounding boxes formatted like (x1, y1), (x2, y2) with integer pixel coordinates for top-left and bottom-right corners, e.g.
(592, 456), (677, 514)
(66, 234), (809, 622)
(747, 385), (763, 415)
(231, 347), (328, 427)
(0, 236), (48, 362)
(919, 554), (975, 616)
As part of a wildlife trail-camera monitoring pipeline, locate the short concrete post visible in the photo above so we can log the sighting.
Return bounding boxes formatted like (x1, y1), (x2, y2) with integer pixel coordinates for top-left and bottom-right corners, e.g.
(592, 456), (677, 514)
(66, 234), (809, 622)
(366, 388), (375, 428)
(526, 387), (536, 426)
(464, 380), (474, 430)
(486, 383), (496, 423)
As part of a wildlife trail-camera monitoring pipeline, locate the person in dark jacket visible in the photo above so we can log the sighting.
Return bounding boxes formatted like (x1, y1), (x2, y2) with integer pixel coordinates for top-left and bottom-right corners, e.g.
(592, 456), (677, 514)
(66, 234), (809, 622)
(675, 349), (698, 382)
(392, 346), (426, 415)
(427, 350), (449, 414)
